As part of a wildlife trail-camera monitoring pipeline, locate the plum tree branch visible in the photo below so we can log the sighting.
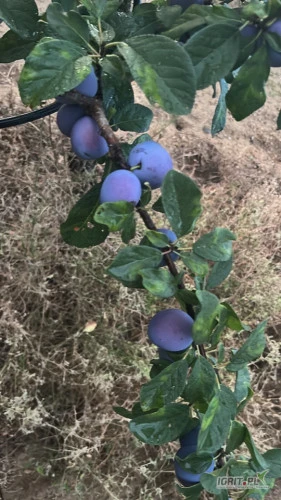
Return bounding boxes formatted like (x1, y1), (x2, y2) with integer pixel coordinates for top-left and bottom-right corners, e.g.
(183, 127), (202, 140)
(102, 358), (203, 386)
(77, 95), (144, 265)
(63, 91), (196, 321)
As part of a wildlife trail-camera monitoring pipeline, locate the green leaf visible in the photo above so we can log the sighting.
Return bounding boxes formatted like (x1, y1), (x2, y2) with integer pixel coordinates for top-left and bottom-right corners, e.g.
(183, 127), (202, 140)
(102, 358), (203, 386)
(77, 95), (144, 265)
(175, 289), (199, 309)
(234, 366), (251, 404)
(118, 35), (196, 115)
(261, 449), (281, 479)
(0, 30), (36, 63)
(176, 450), (214, 474)
(151, 196), (165, 213)
(200, 462), (231, 495)
(237, 386), (254, 413)
(81, 0), (122, 19)
(113, 406), (133, 419)
(211, 79), (228, 137)
(244, 426), (269, 470)
(185, 23), (241, 89)
(140, 359), (189, 411)
(121, 213), (136, 244)
(113, 103), (153, 132)
(60, 184), (109, 248)
(184, 356), (217, 404)
(156, 5), (182, 29)
(163, 5), (209, 40)
(145, 230), (170, 248)
(46, 3), (90, 48)
(129, 403), (192, 445)
(101, 54), (134, 116)
(139, 268), (178, 298)
(94, 201), (134, 232)
(132, 3), (162, 35)
(225, 420), (246, 453)
(19, 37), (92, 107)
(219, 302), (245, 331)
(53, 0), (77, 11)
(192, 291), (220, 344)
(226, 320), (267, 371)
(107, 245), (162, 288)
(193, 227), (236, 262)
(242, 0), (268, 20)
(181, 252), (209, 277)
(162, 171), (202, 238)
(198, 385), (237, 454)
(206, 255), (233, 289)
(0, 0), (39, 39)
(226, 44), (270, 121)
(176, 482), (203, 499)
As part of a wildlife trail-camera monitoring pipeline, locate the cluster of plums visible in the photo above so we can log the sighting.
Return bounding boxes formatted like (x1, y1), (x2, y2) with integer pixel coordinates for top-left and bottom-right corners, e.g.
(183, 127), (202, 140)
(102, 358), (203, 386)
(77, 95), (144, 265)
(100, 140), (173, 205)
(147, 309), (215, 486)
(56, 66), (174, 204)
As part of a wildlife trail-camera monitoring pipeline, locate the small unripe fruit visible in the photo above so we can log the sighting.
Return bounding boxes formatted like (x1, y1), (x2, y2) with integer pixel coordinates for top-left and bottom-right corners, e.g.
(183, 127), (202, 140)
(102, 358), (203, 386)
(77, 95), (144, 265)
(56, 104), (86, 137)
(75, 67), (98, 97)
(71, 116), (109, 160)
(100, 170), (142, 205)
(128, 141), (173, 189)
(148, 309), (194, 352)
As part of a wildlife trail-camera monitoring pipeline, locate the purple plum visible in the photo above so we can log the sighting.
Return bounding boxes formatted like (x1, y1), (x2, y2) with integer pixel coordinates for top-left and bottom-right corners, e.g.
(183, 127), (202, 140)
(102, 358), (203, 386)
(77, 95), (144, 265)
(71, 116), (109, 160)
(100, 170), (142, 205)
(75, 66), (98, 97)
(240, 24), (259, 37)
(180, 424), (201, 448)
(266, 20), (281, 67)
(148, 309), (194, 352)
(56, 104), (86, 137)
(174, 445), (215, 486)
(128, 141), (173, 189)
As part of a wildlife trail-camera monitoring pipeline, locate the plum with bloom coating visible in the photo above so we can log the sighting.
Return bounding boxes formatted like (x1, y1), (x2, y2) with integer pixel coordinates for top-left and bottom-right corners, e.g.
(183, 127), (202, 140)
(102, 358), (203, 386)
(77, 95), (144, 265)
(128, 141), (173, 189)
(175, 445), (215, 486)
(71, 116), (109, 160)
(100, 170), (142, 205)
(148, 309), (193, 351)
(75, 67), (98, 97)
(56, 104), (86, 137)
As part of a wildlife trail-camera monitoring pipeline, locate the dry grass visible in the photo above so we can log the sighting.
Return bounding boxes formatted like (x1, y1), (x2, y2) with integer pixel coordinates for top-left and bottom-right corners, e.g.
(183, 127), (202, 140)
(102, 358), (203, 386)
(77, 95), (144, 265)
(1, 89), (281, 500)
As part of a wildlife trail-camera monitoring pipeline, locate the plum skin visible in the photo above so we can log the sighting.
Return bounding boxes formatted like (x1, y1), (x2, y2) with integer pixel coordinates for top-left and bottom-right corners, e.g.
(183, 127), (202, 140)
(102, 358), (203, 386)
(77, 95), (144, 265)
(71, 116), (109, 160)
(75, 67), (98, 97)
(168, 0), (204, 10)
(100, 170), (142, 205)
(266, 21), (281, 67)
(56, 104), (86, 137)
(148, 309), (194, 351)
(180, 424), (201, 448)
(175, 445), (215, 486)
(157, 228), (179, 266)
(240, 25), (258, 38)
(128, 141), (173, 189)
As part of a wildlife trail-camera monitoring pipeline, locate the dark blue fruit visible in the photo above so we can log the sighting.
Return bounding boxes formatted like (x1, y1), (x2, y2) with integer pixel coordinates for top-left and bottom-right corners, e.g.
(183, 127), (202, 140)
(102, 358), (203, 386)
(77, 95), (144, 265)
(71, 116), (109, 159)
(56, 104), (86, 137)
(75, 67), (98, 97)
(174, 445), (215, 486)
(266, 21), (281, 67)
(100, 170), (142, 205)
(148, 309), (194, 351)
(128, 141), (173, 189)
(180, 424), (201, 447)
